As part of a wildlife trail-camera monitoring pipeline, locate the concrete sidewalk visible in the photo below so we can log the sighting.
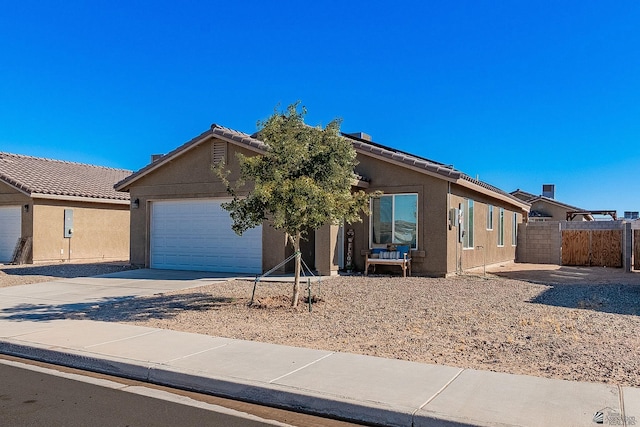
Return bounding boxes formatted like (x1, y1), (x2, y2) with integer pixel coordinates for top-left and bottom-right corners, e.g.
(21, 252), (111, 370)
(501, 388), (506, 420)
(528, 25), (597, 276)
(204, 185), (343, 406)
(0, 270), (637, 426)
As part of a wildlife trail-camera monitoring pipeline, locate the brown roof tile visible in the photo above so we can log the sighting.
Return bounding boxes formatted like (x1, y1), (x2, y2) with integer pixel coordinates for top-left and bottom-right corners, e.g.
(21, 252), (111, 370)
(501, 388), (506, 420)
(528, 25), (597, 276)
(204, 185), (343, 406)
(116, 123), (528, 210)
(0, 152), (131, 202)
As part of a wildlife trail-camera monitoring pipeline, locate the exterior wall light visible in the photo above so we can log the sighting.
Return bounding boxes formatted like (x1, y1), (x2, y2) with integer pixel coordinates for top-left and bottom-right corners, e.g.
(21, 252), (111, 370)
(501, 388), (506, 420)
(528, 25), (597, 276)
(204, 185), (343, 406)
(132, 198), (140, 209)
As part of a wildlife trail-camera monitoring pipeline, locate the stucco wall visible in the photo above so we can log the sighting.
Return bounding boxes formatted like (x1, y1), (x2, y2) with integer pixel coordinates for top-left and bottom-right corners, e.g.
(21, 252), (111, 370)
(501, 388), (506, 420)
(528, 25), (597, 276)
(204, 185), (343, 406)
(121, 135), (527, 276)
(446, 185), (522, 275)
(350, 154), (450, 276)
(126, 137), (289, 270)
(32, 201), (129, 263)
(529, 200), (588, 221)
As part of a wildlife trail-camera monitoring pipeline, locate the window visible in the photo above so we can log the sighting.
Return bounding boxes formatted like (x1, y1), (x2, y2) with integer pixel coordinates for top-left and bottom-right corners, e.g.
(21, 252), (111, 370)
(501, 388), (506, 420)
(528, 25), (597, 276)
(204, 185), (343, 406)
(371, 194), (418, 249)
(463, 199), (474, 249)
(498, 208), (505, 246)
(487, 205), (494, 230)
(512, 212), (518, 246)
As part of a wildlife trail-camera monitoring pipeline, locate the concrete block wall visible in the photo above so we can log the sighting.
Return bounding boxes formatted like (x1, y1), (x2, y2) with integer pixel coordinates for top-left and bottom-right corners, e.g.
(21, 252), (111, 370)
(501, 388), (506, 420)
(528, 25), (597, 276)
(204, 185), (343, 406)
(561, 220), (625, 231)
(516, 221), (561, 264)
(518, 220), (634, 271)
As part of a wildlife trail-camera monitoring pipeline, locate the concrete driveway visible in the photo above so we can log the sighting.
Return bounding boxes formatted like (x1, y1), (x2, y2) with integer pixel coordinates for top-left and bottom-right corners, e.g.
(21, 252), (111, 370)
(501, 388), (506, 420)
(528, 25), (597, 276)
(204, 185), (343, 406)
(0, 269), (244, 321)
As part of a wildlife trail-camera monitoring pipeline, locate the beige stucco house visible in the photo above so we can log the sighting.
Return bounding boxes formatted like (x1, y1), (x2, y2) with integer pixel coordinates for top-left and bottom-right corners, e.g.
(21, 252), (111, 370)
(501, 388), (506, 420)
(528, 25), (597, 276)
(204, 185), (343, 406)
(115, 124), (529, 277)
(511, 188), (594, 221)
(0, 153), (131, 264)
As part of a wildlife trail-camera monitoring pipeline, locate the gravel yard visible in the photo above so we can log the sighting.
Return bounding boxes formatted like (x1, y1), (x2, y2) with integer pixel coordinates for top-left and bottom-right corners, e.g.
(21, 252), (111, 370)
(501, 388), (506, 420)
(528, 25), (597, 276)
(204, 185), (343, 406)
(2, 262), (639, 387)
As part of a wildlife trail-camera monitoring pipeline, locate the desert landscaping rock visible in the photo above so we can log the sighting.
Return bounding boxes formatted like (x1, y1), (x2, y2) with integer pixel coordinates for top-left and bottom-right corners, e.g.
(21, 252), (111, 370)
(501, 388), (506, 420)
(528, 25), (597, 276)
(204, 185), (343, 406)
(1, 262), (638, 388)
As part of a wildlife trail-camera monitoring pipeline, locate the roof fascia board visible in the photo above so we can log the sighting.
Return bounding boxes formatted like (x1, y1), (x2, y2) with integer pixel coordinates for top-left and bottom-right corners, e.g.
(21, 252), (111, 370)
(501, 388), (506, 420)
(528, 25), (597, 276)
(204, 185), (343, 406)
(458, 180), (530, 212)
(31, 193), (130, 205)
(0, 177), (31, 196)
(115, 130), (214, 191)
(355, 147), (528, 211)
(115, 131), (265, 191)
(351, 178), (370, 188)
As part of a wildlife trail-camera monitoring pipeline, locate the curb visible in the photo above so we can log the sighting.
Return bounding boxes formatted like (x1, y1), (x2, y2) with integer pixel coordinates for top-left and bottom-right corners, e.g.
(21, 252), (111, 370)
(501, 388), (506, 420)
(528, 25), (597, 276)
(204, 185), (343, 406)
(0, 339), (428, 427)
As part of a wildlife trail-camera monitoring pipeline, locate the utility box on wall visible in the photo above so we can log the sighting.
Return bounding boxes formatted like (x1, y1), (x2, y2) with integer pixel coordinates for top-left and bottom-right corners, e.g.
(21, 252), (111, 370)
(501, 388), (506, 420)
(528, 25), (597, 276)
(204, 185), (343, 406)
(64, 209), (73, 238)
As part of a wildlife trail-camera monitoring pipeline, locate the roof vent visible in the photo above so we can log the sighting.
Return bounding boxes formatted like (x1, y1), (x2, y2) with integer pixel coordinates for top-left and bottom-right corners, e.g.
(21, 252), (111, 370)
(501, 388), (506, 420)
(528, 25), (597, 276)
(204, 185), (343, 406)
(347, 132), (371, 141)
(542, 184), (555, 199)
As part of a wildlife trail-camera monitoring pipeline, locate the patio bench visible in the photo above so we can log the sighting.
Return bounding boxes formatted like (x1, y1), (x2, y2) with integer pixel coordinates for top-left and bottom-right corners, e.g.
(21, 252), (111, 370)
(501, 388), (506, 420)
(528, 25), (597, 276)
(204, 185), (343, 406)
(364, 245), (412, 277)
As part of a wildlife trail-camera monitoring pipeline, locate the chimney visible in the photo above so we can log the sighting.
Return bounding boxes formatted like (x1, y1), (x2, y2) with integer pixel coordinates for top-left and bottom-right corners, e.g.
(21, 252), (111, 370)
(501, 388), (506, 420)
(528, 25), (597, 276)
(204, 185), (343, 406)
(347, 132), (372, 141)
(542, 184), (555, 199)
(151, 154), (163, 163)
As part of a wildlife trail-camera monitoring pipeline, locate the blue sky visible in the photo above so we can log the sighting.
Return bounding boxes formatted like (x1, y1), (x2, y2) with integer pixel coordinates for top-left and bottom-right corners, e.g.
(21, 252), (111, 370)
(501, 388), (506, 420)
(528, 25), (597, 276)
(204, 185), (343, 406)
(1, 1), (638, 215)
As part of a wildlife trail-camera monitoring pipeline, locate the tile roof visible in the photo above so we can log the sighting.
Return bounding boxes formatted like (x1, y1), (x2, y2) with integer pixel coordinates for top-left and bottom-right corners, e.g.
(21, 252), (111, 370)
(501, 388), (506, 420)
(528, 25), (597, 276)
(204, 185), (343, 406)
(343, 133), (528, 208)
(0, 152), (131, 203)
(115, 124), (266, 190)
(510, 189), (538, 202)
(116, 123), (528, 210)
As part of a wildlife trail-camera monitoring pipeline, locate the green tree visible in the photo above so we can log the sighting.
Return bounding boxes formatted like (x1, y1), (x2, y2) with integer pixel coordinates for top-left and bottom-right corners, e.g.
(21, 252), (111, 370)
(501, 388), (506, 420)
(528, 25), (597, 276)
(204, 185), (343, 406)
(217, 102), (370, 307)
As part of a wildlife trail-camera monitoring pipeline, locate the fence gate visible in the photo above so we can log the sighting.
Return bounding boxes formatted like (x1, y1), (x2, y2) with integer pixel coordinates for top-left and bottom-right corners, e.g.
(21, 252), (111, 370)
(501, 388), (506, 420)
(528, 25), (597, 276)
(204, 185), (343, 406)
(635, 230), (640, 270)
(562, 229), (622, 267)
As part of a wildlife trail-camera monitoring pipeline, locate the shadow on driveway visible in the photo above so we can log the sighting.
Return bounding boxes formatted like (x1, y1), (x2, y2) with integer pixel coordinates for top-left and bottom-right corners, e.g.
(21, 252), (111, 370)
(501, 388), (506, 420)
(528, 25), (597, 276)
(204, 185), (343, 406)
(0, 293), (238, 322)
(0, 262), (132, 279)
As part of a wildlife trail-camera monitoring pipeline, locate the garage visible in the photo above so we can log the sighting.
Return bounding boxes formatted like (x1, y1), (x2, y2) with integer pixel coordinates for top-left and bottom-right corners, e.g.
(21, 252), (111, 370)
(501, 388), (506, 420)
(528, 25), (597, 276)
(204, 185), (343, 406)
(150, 199), (262, 274)
(0, 206), (21, 263)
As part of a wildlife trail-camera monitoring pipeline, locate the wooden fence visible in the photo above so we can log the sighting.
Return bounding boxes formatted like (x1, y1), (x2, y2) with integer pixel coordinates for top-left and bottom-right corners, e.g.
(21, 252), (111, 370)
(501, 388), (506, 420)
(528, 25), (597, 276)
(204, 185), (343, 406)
(562, 229), (622, 267)
(635, 229), (640, 270)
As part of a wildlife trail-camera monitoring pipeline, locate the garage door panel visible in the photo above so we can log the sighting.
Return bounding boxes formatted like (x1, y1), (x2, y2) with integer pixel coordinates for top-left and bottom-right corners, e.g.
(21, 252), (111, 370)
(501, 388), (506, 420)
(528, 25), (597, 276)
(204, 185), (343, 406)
(0, 206), (21, 263)
(150, 200), (262, 273)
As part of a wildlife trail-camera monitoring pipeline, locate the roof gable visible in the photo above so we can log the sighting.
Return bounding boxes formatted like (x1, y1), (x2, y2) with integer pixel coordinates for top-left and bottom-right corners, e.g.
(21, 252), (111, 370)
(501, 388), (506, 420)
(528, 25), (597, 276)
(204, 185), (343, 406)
(0, 152), (131, 203)
(115, 123), (528, 211)
(115, 124), (265, 191)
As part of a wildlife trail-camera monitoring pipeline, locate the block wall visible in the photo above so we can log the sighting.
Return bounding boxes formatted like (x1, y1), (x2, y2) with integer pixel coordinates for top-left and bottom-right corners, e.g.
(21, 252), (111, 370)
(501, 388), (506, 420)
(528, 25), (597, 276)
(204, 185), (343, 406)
(516, 221), (561, 264)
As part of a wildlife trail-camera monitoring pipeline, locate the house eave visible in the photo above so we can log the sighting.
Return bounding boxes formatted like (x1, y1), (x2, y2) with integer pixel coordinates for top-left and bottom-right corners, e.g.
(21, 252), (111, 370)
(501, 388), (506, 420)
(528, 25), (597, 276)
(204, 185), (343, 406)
(354, 147), (460, 183)
(456, 180), (530, 212)
(31, 193), (130, 205)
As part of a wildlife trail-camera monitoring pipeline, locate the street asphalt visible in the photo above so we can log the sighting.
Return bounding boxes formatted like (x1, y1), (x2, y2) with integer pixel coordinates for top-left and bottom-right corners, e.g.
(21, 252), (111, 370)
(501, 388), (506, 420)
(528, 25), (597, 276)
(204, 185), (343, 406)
(0, 268), (637, 426)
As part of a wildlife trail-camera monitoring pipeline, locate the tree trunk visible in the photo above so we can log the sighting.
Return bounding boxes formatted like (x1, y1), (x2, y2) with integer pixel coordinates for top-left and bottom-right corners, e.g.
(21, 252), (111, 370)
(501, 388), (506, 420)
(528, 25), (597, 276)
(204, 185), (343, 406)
(291, 232), (302, 307)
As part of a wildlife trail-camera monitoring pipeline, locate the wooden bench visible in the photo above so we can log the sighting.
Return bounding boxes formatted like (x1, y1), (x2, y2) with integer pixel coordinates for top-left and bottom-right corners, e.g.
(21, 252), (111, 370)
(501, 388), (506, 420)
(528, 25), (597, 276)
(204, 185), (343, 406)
(364, 245), (412, 277)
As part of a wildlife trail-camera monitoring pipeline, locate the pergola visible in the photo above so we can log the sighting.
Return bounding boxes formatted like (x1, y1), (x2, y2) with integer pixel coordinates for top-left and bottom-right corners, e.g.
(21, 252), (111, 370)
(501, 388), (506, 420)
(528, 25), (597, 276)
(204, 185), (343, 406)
(566, 210), (617, 221)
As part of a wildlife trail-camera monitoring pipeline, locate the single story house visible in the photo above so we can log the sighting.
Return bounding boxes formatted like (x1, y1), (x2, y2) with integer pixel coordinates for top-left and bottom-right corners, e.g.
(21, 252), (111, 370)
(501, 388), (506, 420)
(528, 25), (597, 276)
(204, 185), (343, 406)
(115, 124), (529, 277)
(0, 153), (131, 264)
(511, 187), (594, 221)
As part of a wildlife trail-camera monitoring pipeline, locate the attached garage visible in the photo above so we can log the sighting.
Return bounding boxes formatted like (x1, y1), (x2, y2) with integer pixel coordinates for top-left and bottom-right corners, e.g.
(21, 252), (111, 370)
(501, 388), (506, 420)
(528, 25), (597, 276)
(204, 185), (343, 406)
(0, 206), (21, 262)
(150, 199), (262, 274)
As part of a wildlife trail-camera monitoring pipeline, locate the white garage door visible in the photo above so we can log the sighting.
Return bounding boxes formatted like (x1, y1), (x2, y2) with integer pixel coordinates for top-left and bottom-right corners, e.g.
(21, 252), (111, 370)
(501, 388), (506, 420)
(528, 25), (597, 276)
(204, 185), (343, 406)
(150, 199), (262, 274)
(0, 206), (21, 263)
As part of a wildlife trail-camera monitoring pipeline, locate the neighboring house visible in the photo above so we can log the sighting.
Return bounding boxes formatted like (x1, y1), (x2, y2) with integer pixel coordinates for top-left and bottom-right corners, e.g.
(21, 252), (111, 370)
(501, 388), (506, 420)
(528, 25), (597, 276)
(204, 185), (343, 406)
(0, 153), (131, 264)
(115, 124), (529, 277)
(511, 187), (593, 221)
